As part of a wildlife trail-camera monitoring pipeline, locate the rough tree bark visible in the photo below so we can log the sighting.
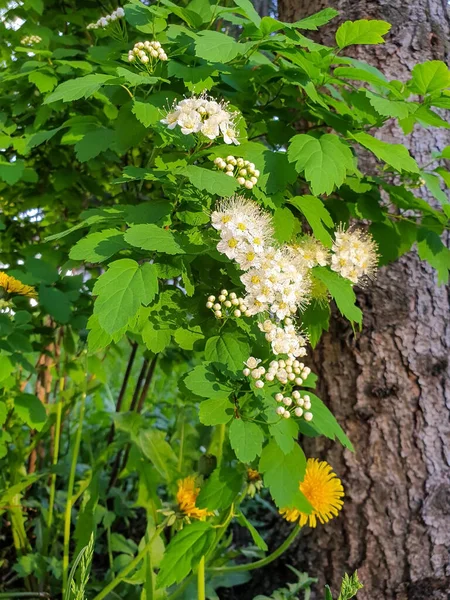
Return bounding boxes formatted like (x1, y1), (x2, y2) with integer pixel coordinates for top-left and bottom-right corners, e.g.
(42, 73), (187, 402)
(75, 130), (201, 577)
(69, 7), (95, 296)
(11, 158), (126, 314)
(272, 2), (450, 600)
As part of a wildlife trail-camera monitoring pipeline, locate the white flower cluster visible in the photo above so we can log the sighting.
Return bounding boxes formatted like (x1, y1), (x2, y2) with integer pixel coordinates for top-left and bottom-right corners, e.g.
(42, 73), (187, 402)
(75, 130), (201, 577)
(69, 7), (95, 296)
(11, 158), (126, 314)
(160, 94), (239, 145)
(243, 356), (311, 389)
(294, 236), (329, 269)
(331, 227), (378, 284)
(214, 156), (260, 190)
(211, 197), (311, 320)
(128, 40), (167, 65)
(259, 319), (307, 359)
(275, 391), (313, 421)
(20, 35), (42, 45)
(205, 289), (248, 319)
(87, 7), (125, 29)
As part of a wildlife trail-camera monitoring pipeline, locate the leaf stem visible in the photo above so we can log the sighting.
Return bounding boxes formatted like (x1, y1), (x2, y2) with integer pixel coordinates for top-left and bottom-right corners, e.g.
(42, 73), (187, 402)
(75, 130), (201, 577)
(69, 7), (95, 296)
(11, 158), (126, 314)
(197, 556), (206, 600)
(208, 524), (301, 574)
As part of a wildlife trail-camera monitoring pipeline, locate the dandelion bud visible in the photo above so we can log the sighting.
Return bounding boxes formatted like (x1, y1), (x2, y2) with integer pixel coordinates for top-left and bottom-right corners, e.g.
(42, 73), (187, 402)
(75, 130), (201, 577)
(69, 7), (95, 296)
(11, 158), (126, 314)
(255, 380), (264, 389)
(234, 309), (241, 317)
(237, 177), (246, 185)
(304, 412), (313, 422)
(243, 368), (250, 376)
(294, 407), (303, 417)
(283, 411), (291, 419)
(206, 301), (213, 309)
(276, 406), (285, 416)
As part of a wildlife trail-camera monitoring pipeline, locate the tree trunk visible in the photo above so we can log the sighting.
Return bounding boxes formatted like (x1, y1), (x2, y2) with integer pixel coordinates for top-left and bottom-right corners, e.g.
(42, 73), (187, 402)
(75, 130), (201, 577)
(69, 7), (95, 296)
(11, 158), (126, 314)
(274, 1), (450, 599)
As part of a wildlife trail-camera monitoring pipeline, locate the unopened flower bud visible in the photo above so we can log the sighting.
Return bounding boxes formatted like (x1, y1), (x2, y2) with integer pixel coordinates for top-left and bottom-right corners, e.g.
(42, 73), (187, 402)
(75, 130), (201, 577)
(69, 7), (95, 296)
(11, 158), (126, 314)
(283, 411), (291, 419)
(255, 380), (264, 389)
(294, 407), (303, 417)
(304, 412), (313, 422)
(243, 368), (250, 376)
(206, 301), (213, 309)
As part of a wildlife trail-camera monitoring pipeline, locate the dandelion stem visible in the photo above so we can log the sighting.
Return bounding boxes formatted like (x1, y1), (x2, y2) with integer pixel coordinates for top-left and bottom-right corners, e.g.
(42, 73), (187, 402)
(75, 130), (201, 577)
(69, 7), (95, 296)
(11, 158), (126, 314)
(197, 556), (206, 600)
(208, 525), (301, 574)
(62, 354), (88, 597)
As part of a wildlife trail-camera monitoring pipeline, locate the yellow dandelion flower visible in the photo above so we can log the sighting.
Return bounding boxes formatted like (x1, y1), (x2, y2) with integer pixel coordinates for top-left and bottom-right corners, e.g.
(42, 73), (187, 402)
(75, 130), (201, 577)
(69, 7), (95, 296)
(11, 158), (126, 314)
(0, 272), (36, 298)
(176, 476), (213, 521)
(280, 459), (344, 528)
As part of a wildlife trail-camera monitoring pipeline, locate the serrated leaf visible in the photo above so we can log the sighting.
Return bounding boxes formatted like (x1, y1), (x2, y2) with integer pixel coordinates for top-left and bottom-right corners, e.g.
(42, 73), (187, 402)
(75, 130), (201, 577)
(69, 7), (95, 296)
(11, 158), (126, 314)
(259, 441), (311, 511)
(269, 418), (299, 455)
(195, 31), (243, 64)
(365, 91), (410, 120)
(44, 74), (112, 104)
(74, 128), (115, 162)
(0, 161), (25, 185)
(205, 333), (250, 378)
(39, 285), (71, 323)
(292, 7), (338, 30)
(174, 327), (204, 350)
(306, 393), (353, 450)
(417, 229), (450, 284)
(351, 131), (419, 174)
(229, 420), (264, 463)
(29, 71), (57, 93)
(93, 259), (159, 334)
(197, 467), (243, 510)
(14, 394), (46, 431)
(137, 429), (178, 481)
(288, 134), (354, 195)
(233, 0), (261, 27)
(69, 229), (128, 263)
(184, 165), (239, 196)
(199, 397), (234, 426)
(410, 61), (450, 95)
(289, 195), (334, 246)
(141, 321), (172, 353)
(157, 522), (215, 588)
(313, 267), (362, 326)
(0, 355), (13, 383)
(336, 19), (391, 49)
(132, 100), (161, 127)
(124, 224), (184, 255)
(183, 364), (232, 399)
(117, 67), (159, 87)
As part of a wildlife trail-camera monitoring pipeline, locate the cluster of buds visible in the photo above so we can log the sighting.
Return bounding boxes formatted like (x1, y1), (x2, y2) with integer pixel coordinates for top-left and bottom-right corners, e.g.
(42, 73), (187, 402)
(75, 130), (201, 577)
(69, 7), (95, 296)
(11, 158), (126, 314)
(242, 357), (265, 389)
(246, 468), (264, 497)
(87, 7), (125, 29)
(275, 391), (313, 421)
(259, 318), (307, 360)
(206, 290), (248, 319)
(266, 359), (311, 386)
(128, 40), (168, 65)
(213, 156), (260, 190)
(20, 35), (42, 45)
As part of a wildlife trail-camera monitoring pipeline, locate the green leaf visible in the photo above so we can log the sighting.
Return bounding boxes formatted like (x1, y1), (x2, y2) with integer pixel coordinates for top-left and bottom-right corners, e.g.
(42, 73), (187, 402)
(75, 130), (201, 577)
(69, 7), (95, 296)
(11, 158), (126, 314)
(312, 267), (362, 326)
(334, 67), (392, 90)
(421, 173), (449, 209)
(289, 196), (334, 246)
(173, 327), (204, 350)
(301, 301), (330, 348)
(306, 393), (353, 450)
(205, 333), (249, 378)
(288, 134), (354, 195)
(39, 285), (71, 323)
(417, 229), (450, 284)
(124, 224), (185, 255)
(336, 19), (391, 49)
(269, 418), (299, 455)
(141, 321), (172, 353)
(199, 397), (234, 426)
(117, 67), (159, 87)
(197, 467), (243, 510)
(69, 229), (128, 263)
(292, 7), (338, 30)
(410, 61), (450, 95)
(157, 522), (215, 588)
(195, 31), (243, 64)
(14, 394), (47, 431)
(0, 160), (25, 185)
(28, 71), (57, 93)
(233, 0), (261, 27)
(184, 165), (239, 196)
(0, 355), (13, 383)
(273, 207), (296, 244)
(229, 420), (264, 463)
(74, 128), (116, 162)
(365, 91), (410, 120)
(44, 74), (112, 104)
(183, 364), (232, 399)
(351, 132), (419, 173)
(337, 571), (364, 600)
(236, 511), (268, 551)
(24, 257), (58, 284)
(93, 259), (159, 334)
(132, 100), (161, 128)
(137, 429), (178, 481)
(259, 441), (311, 511)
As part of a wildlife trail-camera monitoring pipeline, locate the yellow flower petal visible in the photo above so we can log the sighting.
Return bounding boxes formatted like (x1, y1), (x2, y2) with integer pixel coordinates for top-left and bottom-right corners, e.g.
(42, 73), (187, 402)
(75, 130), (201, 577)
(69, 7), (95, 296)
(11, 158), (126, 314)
(176, 476), (213, 521)
(0, 272), (36, 298)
